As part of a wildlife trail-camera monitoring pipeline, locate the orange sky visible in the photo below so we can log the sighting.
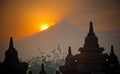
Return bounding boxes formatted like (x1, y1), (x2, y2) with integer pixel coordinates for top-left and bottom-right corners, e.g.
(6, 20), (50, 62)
(0, 0), (120, 61)
(0, 0), (120, 40)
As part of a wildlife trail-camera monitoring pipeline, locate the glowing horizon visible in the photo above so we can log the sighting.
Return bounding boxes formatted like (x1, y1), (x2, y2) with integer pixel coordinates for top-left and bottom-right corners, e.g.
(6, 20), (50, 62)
(40, 24), (50, 31)
(0, 0), (120, 40)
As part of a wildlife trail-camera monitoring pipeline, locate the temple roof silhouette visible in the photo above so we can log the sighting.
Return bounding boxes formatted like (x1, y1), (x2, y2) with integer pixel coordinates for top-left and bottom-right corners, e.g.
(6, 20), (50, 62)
(4, 37), (19, 63)
(107, 45), (119, 66)
(59, 22), (120, 74)
(79, 22), (104, 52)
(39, 63), (47, 74)
(0, 37), (28, 74)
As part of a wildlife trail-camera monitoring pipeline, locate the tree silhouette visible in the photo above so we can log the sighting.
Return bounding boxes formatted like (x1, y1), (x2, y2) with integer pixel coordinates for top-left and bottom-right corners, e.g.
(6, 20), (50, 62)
(27, 45), (65, 74)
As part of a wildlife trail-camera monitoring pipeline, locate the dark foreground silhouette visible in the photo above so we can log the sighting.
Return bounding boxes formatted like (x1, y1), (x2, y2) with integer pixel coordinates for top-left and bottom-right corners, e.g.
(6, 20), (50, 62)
(59, 22), (120, 74)
(0, 37), (28, 74)
(0, 22), (120, 74)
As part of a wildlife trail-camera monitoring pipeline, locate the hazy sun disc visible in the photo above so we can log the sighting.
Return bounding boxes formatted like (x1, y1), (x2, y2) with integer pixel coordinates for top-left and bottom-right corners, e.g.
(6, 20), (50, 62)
(40, 24), (50, 31)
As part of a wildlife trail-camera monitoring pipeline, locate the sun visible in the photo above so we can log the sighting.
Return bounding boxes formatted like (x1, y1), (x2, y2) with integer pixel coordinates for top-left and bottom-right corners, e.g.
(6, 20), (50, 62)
(40, 24), (50, 31)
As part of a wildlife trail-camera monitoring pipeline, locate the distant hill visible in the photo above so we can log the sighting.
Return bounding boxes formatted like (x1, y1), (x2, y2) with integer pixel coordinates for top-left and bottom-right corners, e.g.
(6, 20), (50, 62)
(16, 21), (86, 60)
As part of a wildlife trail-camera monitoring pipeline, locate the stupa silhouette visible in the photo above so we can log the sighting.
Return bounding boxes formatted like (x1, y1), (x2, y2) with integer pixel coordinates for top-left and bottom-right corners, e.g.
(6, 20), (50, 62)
(39, 63), (47, 74)
(59, 22), (120, 74)
(0, 37), (28, 74)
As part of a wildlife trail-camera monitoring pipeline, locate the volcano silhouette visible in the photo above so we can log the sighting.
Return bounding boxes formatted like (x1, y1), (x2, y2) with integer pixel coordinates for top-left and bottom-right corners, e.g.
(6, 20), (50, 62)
(16, 20), (86, 59)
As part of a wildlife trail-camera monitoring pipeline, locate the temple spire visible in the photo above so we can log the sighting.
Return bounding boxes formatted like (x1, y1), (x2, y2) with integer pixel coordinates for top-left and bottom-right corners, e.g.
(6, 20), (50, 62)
(110, 45), (115, 55)
(68, 46), (72, 55)
(9, 37), (14, 48)
(111, 45), (114, 52)
(108, 45), (119, 65)
(41, 63), (45, 71)
(89, 22), (94, 34)
(39, 63), (47, 74)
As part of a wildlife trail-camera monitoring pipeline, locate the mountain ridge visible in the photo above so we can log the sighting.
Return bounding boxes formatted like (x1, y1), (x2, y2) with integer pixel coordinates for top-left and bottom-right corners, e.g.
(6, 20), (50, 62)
(16, 21), (85, 60)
